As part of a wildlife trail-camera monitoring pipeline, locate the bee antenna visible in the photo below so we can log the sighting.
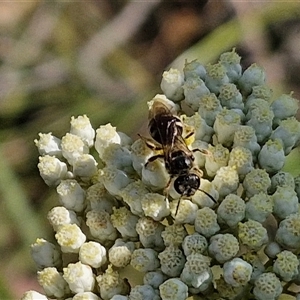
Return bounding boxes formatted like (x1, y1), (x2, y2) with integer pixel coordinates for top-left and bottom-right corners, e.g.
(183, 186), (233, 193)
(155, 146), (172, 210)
(175, 197), (182, 217)
(199, 189), (217, 203)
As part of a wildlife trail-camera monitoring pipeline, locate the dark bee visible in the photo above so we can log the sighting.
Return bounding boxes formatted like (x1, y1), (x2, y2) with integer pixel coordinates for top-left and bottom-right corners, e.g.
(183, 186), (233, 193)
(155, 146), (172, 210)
(143, 99), (216, 215)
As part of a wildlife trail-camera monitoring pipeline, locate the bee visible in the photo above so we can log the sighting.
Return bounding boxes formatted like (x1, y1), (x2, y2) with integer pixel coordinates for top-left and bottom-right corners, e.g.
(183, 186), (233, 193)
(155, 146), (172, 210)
(142, 99), (216, 215)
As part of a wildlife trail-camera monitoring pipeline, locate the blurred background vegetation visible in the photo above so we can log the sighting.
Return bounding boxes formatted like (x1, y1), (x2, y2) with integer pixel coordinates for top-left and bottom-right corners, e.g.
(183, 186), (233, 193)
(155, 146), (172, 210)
(0, 1), (300, 299)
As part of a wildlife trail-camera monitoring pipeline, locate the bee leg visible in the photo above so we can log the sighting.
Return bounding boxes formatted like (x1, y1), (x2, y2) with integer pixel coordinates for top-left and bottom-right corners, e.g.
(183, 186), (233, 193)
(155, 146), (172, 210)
(144, 154), (164, 168)
(163, 176), (181, 217)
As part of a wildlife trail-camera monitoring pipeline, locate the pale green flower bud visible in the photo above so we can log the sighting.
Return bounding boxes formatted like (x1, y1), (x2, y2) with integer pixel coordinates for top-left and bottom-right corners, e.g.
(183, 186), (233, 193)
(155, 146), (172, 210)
(270, 117), (300, 154)
(111, 207), (139, 239)
(144, 271), (166, 289)
(228, 146), (253, 178)
(219, 83), (244, 110)
(141, 192), (170, 221)
(195, 207), (220, 238)
(247, 84), (273, 103)
(219, 48), (242, 82)
(243, 169), (271, 198)
(183, 76), (210, 111)
(244, 98), (269, 117)
(38, 267), (70, 298)
(273, 250), (299, 281)
(238, 220), (268, 251)
(70, 115), (95, 147)
(169, 198), (198, 224)
(72, 154), (98, 180)
(233, 125), (260, 161)
(271, 92), (299, 126)
(160, 68), (184, 102)
(223, 258), (252, 287)
(161, 223), (187, 247)
(73, 292), (101, 300)
(276, 213), (300, 250)
(245, 192), (273, 223)
(295, 175), (300, 200)
(180, 253), (213, 292)
(205, 144), (229, 177)
(101, 143), (133, 174)
(21, 291), (48, 300)
(253, 272), (282, 300)
(212, 166), (239, 199)
(86, 182), (117, 213)
(37, 155), (68, 186)
(131, 248), (160, 272)
(238, 63), (266, 95)
(181, 113), (213, 143)
(61, 133), (89, 164)
(85, 210), (117, 246)
(198, 93), (222, 126)
(79, 241), (107, 268)
(183, 59), (206, 80)
(35, 132), (62, 157)
(96, 265), (129, 300)
(258, 139), (285, 174)
(272, 186), (299, 219)
(101, 166), (132, 197)
(47, 206), (80, 231)
(119, 180), (149, 216)
(205, 62), (230, 94)
(129, 284), (160, 300)
(158, 245), (185, 277)
(217, 194), (246, 228)
(136, 217), (165, 250)
(213, 109), (241, 147)
(246, 104), (274, 143)
(159, 278), (188, 300)
(30, 238), (61, 270)
(264, 241), (282, 259)
(108, 239), (135, 268)
(243, 253), (265, 282)
(57, 179), (86, 212)
(215, 277), (245, 299)
(270, 171), (295, 194)
(208, 233), (239, 263)
(55, 223), (86, 253)
(182, 233), (208, 256)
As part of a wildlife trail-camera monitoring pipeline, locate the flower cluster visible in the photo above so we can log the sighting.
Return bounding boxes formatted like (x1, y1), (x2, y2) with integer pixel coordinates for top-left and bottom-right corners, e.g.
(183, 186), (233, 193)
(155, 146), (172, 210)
(22, 49), (300, 300)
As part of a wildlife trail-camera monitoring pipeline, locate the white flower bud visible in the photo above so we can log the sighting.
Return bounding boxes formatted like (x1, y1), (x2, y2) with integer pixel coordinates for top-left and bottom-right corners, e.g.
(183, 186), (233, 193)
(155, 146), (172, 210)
(37, 267), (69, 298)
(31, 238), (61, 270)
(141, 192), (170, 221)
(159, 278), (188, 300)
(130, 248), (160, 272)
(198, 93), (222, 127)
(101, 166), (132, 197)
(184, 59), (206, 79)
(72, 154), (98, 180)
(143, 271), (166, 289)
(160, 68), (184, 101)
(108, 238), (135, 268)
(61, 133), (89, 164)
(47, 206), (80, 231)
(96, 265), (129, 300)
(63, 262), (95, 293)
(205, 62), (230, 94)
(55, 223), (86, 253)
(34, 132), (62, 157)
(95, 123), (121, 159)
(21, 291), (48, 300)
(195, 207), (220, 238)
(223, 258), (252, 287)
(57, 179), (86, 212)
(86, 210), (118, 246)
(205, 144), (229, 177)
(70, 115), (95, 147)
(73, 292), (101, 300)
(37, 155), (68, 186)
(79, 241), (107, 268)
(129, 284), (160, 300)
